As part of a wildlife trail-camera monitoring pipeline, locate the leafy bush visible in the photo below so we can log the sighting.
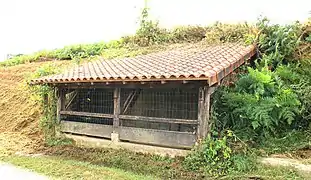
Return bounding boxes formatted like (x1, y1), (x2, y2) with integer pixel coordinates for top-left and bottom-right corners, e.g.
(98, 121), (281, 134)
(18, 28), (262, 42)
(213, 66), (301, 140)
(256, 17), (302, 67)
(183, 131), (232, 176)
(205, 22), (254, 43)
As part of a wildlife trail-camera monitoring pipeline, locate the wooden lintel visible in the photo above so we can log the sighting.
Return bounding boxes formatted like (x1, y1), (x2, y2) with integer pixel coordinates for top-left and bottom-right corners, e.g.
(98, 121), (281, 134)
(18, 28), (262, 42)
(59, 81), (205, 89)
(60, 111), (114, 119)
(119, 115), (198, 125)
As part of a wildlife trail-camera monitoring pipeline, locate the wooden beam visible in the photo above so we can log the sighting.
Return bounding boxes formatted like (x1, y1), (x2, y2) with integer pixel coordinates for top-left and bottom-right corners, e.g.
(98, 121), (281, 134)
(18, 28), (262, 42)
(197, 87), (204, 140)
(119, 126), (196, 149)
(113, 88), (121, 133)
(59, 81), (205, 89)
(119, 115), (198, 125)
(61, 121), (113, 138)
(122, 90), (137, 114)
(57, 88), (65, 124)
(202, 87), (211, 139)
(65, 90), (78, 110)
(60, 111), (114, 118)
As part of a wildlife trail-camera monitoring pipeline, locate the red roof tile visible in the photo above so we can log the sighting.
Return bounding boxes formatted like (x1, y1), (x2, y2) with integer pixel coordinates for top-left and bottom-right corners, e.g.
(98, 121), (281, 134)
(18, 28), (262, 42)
(31, 43), (256, 86)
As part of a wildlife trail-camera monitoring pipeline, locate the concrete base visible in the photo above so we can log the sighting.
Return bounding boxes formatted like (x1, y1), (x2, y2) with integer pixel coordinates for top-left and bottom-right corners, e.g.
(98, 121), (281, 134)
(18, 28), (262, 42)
(64, 133), (190, 157)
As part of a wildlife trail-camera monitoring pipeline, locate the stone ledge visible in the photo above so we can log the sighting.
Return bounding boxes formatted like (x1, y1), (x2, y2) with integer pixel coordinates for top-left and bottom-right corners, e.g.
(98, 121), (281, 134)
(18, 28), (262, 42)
(64, 133), (190, 157)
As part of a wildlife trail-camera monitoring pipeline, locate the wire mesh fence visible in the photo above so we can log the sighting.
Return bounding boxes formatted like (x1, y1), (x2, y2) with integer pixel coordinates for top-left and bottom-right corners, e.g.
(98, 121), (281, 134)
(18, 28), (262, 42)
(65, 88), (114, 114)
(61, 87), (199, 132)
(120, 88), (198, 119)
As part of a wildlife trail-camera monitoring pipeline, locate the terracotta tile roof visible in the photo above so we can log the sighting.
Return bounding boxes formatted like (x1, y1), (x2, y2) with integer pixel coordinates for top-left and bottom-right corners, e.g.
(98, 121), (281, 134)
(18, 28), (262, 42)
(31, 43), (256, 86)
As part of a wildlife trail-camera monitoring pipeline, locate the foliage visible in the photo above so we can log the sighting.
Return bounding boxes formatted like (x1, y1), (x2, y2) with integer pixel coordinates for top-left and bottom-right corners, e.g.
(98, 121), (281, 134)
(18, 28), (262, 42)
(257, 130), (311, 155)
(256, 17), (302, 68)
(213, 66), (301, 140)
(183, 131), (233, 177)
(28, 63), (62, 141)
(204, 22), (255, 44)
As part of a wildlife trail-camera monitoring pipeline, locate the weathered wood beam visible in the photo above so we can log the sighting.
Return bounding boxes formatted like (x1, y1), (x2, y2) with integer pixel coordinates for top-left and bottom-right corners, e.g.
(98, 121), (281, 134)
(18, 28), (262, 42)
(119, 115), (198, 125)
(57, 88), (65, 123)
(122, 90), (137, 114)
(119, 126), (196, 149)
(60, 111), (114, 118)
(59, 81), (205, 89)
(65, 90), (78, 110)
(203, 87), (211, 139)
(113, 88), (121, 133)
(61, 121), (113, 139)
(197, 87), (204, 140)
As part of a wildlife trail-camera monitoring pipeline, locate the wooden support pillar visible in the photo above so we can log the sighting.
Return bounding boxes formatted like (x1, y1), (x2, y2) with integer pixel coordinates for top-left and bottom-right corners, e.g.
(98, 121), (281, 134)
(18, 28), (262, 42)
(113, 88), (121, 133)
(57, 87), (65, 124)
(197, 86), (211, 141)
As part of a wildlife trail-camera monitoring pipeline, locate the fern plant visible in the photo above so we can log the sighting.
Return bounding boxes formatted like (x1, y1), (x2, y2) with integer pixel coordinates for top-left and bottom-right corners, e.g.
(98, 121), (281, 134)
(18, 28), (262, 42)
(214, 66), (301, 140)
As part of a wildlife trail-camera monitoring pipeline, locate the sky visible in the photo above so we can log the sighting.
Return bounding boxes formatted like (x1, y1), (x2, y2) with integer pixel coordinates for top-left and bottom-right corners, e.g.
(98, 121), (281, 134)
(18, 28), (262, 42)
(0, 0), (310, 61)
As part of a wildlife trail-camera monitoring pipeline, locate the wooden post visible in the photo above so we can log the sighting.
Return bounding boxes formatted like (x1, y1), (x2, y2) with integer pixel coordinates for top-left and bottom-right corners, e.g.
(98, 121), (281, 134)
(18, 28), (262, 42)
(197, 86), (211, 141)
(113, 88), (121, 133)
(57, 88), (65, 124)
(197, 87), (204, 141)
(203, 87), (211, 139)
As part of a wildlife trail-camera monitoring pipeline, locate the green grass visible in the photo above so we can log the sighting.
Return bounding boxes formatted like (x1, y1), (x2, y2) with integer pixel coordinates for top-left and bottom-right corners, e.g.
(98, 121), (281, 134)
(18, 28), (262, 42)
(0, 155), (155, 180)
(256, 130), (311, 155)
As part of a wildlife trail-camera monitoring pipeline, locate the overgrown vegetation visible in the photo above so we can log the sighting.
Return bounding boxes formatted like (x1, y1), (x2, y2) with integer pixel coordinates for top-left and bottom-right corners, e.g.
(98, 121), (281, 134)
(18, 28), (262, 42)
(185, 16), (311, 177)
(2, 1), (310, 179)
(183, 131), (233, 177)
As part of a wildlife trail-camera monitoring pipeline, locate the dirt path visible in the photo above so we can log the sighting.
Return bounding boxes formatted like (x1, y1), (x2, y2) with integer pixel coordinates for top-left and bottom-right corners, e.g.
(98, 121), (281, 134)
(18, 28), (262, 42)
(0, 162), (48, 180)
(261, 157), (311, 174)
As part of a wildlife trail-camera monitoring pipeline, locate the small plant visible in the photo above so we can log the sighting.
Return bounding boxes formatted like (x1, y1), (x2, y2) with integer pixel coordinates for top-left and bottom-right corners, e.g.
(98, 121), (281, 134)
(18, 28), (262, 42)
(183, 131), (233, 177)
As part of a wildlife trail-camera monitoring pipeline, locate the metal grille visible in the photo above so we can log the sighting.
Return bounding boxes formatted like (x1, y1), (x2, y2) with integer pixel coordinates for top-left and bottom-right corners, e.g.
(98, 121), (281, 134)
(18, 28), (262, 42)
(65, 88), (114, 114)
(121, 88), (198, 119)
(61, 115), (113, 125)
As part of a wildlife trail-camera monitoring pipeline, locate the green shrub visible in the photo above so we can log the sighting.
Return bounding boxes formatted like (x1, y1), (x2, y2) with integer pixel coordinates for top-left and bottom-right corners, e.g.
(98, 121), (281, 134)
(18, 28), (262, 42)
(213, 66), (301, 140)
(257, 17), (302, 67)
(205, 22), (254, 43)
(183, 131), (232, 177)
